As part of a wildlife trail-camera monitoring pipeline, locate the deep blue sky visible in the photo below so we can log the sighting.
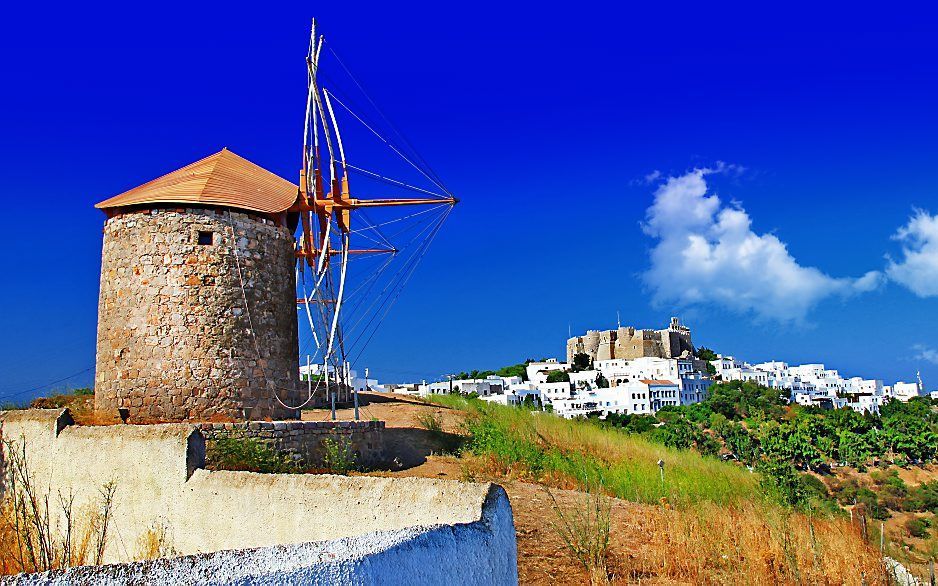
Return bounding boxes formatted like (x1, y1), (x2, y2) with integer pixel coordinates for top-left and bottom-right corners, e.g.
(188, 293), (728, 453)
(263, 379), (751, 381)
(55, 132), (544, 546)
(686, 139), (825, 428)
(1, 2), (937, 401)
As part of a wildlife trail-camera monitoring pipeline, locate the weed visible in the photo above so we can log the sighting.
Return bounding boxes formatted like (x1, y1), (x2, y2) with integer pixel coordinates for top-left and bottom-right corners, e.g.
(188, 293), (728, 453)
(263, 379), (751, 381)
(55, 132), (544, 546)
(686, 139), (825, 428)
(548, 481), (611, 585)
(321, 434), (356, 475)
(0, 438), (115, 575)
(206, 436), (298, 473)
(136, 522), (176, 560)
(30, 388), (93, 409)
(415, 411), (443, 434)
(428, 394), (757, 506)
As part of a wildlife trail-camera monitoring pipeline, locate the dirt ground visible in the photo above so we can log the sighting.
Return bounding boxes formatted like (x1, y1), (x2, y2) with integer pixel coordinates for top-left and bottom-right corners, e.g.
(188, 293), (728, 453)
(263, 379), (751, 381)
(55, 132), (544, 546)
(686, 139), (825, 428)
(301, 391), (465, 431)
(304, 393), (600, 582)
(305, 393), (677, 584)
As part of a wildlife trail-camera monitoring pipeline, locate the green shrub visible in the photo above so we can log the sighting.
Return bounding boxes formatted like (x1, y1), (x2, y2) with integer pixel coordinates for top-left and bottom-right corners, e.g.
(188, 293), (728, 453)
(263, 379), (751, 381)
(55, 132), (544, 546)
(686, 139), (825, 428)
(903, 481), (938, 513)
(758, 458), (808, 507)
(855, 487), (890, 520)
(546, 370), (570, 383)
(321, 434), (356, 475)
(208, 437), (298, 473)
(829, 478), (860, 505)
(800, 474), (829, 500)
(905, 517), (930, 539)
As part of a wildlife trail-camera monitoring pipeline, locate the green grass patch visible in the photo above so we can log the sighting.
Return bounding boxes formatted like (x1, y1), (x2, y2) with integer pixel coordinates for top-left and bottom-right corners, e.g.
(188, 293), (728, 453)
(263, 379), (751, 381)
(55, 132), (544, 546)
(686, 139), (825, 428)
(427, 394), (759, 507)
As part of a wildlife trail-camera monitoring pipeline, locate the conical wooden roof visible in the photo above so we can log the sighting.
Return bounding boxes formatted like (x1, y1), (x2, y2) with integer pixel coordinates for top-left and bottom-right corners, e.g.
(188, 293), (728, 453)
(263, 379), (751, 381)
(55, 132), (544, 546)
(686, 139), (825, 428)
(95, 149), (298, 214)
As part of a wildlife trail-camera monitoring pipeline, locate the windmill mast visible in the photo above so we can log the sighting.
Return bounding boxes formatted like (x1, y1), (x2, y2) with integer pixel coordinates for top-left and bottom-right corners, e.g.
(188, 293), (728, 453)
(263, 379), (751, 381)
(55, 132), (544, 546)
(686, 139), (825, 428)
(291, 18), (458, 410)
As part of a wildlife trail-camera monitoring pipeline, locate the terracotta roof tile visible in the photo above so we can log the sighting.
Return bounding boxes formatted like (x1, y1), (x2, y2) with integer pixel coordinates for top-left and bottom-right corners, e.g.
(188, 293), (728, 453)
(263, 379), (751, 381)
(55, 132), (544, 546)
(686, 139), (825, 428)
(95, 149), (298, 214)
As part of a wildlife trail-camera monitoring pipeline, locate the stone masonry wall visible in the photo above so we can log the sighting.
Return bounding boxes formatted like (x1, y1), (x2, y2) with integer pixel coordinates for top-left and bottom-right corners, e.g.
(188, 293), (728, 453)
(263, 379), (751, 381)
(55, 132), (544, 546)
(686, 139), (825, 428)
(95, 207), (302, 422)
(199, 420), (388, 469)
(567, 319), (696, 364)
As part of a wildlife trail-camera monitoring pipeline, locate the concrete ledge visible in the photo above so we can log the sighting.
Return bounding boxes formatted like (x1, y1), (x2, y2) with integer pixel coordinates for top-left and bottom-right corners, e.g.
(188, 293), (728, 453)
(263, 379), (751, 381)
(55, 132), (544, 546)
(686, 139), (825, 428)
(0, 408), (518, 583)
(0, 484), (517, 586)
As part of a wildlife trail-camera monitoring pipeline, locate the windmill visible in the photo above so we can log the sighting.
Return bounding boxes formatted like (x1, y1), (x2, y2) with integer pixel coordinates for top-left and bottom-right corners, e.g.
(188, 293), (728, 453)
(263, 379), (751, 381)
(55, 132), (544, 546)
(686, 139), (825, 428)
(287, 19), (457, 412)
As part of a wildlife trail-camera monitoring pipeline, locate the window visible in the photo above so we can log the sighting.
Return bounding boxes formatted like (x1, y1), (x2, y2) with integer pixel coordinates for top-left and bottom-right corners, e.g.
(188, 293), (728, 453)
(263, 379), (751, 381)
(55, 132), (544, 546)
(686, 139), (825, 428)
(198, 231), (214, 246)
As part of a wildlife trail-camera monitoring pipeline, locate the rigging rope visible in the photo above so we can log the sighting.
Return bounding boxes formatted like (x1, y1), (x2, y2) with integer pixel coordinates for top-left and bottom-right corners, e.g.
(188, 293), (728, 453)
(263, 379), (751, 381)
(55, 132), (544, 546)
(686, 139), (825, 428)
(227, 212), (322, 410)
(340, 206), (448, 343)
(348, 207), (452, 364)
(346, 164), (449, 198)
(326, 44), (451, 194)
(326, 90), (451, 196)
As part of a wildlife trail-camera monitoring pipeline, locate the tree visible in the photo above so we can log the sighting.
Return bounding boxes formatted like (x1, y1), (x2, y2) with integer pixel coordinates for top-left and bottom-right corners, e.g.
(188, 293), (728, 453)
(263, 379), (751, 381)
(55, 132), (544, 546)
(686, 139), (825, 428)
(572, 353), (592, 371)
(758, 458), (809, 507)
(696, 347), (718, 361)
(651, 418), (697, 450)
(695, 347), (718, 376)
(546, 370), (570, 383)
(704, 380), (787, 421)
(879, 399), (938, 462)
(595, 373), (609, 389)
(757, 420), (823, 470)
(720, 421), (759, 466)
(605, 413), (657, 434)
(837, 429), (878, 467)
(496, 363), (528, 381)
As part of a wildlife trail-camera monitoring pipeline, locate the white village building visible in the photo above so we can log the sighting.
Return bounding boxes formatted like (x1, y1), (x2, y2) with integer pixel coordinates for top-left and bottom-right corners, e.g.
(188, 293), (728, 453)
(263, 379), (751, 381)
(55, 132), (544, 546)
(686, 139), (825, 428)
(300, 363), (385, 394)
(714, 356), (926, 414)
(406, 354), (712, 420)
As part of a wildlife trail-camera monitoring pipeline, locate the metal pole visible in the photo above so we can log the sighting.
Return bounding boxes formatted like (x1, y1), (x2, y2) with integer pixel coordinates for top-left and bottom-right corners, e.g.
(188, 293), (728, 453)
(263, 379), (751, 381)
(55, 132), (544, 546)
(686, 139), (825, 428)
(880, 522), (884, 553)
(354, 367), (363, 421)
(331, 359), (337, 420)
(307, 355), (312, 396)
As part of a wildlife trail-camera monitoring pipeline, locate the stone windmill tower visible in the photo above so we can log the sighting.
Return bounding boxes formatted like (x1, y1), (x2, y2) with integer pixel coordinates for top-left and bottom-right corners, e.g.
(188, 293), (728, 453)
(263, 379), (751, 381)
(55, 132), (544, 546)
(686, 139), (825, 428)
(93, 149), (303, 422)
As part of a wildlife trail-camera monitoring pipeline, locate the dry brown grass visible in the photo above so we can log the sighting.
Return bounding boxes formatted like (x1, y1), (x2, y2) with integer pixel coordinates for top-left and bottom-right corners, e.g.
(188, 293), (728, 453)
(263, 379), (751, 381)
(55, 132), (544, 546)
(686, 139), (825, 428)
(0, 438), (116, 576)
(548, 486), (612, 585)
(506, 481), (889, 585)
(615, 502), (887, 585)
(135, 523), (176, 561)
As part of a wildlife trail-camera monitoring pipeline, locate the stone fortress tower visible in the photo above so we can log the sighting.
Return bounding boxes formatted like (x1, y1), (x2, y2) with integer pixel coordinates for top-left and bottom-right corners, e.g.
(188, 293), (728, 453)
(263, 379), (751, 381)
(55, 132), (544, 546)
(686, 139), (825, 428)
(567, 317), (697, 365)
(93, 149), (303, 422)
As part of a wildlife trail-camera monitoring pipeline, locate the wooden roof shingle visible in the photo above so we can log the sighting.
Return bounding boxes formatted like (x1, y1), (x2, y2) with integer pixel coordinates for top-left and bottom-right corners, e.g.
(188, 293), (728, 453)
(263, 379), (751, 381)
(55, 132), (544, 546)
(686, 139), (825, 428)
(95, 149), (298, 214)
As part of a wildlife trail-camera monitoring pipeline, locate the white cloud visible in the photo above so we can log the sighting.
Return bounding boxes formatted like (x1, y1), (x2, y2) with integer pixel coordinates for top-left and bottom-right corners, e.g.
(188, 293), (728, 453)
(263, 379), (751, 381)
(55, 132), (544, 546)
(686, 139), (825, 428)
(914, 345), (938, 366)
(641, 167), (883, 323)
(886, 210), (938, 297)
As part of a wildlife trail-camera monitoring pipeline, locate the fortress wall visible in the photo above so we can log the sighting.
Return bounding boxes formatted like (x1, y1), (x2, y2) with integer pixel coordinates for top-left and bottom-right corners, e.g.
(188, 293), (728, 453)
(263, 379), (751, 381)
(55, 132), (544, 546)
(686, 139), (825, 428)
(0, 409), (516, 577)
(569, 318), (696, 363)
